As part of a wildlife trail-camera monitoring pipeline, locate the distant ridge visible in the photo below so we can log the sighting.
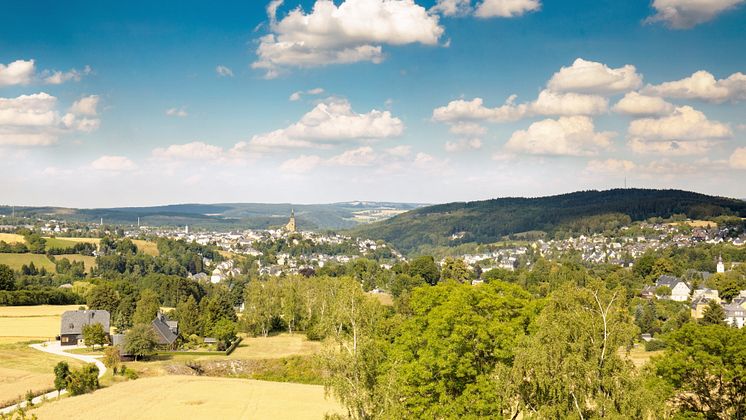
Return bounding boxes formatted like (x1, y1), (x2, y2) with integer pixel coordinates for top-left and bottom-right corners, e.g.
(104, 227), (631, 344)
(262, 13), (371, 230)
(349, 189), (746, 254)
(0, 202), (424, 230)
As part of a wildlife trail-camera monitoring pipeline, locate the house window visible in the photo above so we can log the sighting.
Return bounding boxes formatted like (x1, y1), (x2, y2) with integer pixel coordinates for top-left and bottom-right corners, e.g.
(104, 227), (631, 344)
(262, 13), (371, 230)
(69, 323), (74, 329)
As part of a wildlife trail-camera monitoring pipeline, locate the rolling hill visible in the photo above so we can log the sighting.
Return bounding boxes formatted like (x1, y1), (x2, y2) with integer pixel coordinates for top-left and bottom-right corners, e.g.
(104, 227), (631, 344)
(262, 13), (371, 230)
(0, 202), (424, 231)
(349, 189), (746, 254)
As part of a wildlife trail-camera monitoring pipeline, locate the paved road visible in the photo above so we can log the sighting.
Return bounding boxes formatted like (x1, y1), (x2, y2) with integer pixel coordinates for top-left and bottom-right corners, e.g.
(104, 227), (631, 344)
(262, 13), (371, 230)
(0, 341), (107, 415)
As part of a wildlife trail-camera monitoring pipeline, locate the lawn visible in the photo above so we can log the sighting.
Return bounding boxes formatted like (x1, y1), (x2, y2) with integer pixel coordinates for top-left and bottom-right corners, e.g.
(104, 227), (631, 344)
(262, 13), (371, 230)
(625, 344), (664, 369)
(43, 237), (100, 249)
(29, 375), (343, 420)
(0, 253), (56, 271)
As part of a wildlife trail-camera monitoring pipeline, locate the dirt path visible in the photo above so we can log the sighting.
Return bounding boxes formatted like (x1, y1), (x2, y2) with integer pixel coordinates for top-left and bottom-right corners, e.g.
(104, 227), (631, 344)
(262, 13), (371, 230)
(0, 341), (106, 415)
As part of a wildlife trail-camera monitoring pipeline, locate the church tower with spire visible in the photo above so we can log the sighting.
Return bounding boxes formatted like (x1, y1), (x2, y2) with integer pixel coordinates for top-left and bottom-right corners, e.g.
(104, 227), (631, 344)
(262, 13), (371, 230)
(285, 209), (296, 233)
(717, 254), (725, 273)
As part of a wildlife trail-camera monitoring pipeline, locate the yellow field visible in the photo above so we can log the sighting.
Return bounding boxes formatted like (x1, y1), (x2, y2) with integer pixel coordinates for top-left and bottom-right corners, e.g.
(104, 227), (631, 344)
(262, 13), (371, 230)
(0, 253), (56, 271)
(369, 292), (394, 306)
(624, 344), (664, 369)
(0, 305), (82, 339)
(56, 254), (97, 270)
(667, 220), (715, 228)
(48, 237), (101, 244)
(0, 233), (25, 244)
(229, 334), (322, 360)
(132, 239), (159, 256)
(30, 375), (343, 420)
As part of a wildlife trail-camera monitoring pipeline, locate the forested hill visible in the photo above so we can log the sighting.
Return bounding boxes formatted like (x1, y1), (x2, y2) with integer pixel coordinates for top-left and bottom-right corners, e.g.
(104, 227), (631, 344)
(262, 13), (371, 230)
(350, 189), (746, 254)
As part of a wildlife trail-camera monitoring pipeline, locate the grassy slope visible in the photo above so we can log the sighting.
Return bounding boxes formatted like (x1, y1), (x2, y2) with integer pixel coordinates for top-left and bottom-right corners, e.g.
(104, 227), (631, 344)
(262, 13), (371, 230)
(29, 375), (343, 420)
(0, 254), (56, 271)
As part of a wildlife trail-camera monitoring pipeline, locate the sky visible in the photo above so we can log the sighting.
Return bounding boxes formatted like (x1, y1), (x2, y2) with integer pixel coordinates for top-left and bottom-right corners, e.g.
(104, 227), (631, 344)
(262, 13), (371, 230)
(1, 0), (745, 207)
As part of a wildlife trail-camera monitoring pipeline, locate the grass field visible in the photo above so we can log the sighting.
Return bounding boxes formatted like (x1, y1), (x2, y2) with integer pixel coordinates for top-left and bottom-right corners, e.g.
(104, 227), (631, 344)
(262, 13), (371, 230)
(56, 254), (97, 271)
(0, 341), (84, 407)
(132, 239), (159, 256)
(229, 334), (322, 360)
(624, 344), (664, 369)
(0, 253), (56, 271)
(0, 233), (25, 244)
(30, 375), (343, 419)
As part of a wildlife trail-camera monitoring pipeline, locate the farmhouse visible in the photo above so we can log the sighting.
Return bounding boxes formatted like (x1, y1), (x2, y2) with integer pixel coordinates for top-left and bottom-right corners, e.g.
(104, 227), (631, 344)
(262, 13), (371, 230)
(152, 312), (179, 347)
(60, 310), (110, 346)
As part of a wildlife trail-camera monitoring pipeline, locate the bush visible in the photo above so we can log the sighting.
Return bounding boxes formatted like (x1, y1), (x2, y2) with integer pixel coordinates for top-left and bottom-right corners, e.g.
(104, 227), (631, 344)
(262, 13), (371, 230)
(124, 369), (139, 380)
(66, 364), (99, 396)
(644, 339), (668, 351)
(0, 288), (84, 305)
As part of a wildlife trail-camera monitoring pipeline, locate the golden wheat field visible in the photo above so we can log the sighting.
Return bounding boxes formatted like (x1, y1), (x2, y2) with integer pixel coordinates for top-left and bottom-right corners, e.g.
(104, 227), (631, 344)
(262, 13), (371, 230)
(0, 305), (82, 339)
(0, 233), (25, 244)
(30, 375), (343, 420)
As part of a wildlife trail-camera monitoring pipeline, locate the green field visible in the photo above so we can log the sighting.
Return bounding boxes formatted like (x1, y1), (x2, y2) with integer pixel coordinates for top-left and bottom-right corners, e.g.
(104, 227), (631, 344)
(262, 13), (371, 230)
(0, 253), (56, 271)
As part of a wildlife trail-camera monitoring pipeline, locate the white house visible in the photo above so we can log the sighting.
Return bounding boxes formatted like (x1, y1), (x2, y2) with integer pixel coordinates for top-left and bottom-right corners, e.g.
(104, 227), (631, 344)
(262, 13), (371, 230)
(655, 275), (691, 302)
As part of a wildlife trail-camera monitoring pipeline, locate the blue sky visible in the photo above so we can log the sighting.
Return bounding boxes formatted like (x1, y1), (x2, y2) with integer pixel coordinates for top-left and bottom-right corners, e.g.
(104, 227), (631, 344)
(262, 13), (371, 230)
(1, 0), (745, 207)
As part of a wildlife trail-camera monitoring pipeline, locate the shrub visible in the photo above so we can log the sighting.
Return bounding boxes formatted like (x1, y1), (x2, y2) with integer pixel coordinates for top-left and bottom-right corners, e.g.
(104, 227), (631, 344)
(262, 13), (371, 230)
(644, 339), (667, 351)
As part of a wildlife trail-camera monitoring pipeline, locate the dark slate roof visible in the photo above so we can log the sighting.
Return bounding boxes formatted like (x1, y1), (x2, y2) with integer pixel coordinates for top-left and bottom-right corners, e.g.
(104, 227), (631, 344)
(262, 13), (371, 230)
(61, 310), (110, 335)
(152, 313), (178, 345)
(656, 275), (683, 289)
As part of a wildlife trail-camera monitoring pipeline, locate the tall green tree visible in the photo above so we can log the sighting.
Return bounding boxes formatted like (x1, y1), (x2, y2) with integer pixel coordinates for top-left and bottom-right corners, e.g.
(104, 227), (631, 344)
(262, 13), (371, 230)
(655, 323), (746, 418)
(124, 323), (157, 361)
(53, 361), (70, 397)
(389, 281), (535, 418)
(407, 256), (439, 286)
(132, 289), (160, 325)
(700, 300), (726, 326)
(439, 257), (472, 283)
(512, 282), (661, 418)
(86, 284), (120, 316)
(175, 295), (201, 337)
(0, 264), (14, 291)
(82, 323), (108, 348)
(113, 294), (137, 333)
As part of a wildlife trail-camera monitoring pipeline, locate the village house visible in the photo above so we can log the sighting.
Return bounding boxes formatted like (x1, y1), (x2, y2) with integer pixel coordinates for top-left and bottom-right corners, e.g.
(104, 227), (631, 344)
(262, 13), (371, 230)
(59, 310), (110, 346)
(655, 275), (691, 302)
(723, 303), (745, 328)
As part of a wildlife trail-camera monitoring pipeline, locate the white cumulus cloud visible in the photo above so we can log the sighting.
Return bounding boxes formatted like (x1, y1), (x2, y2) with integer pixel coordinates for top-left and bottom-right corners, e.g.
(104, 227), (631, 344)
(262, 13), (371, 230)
(0, 59), (35, 87)
(646, 0), (745, 29)
(327, 146), (378, 166)
(475, 0), (541, 18)
(445, 138), (482, 152)
(547, 58), (642, 95)
(642, 70), (746, 103)
(249, 98), (404, 151)
(70, 95), (100, 116)
(43, 65), (92, 85)
(627, 106), (731, 155)
(152, 141), (225, 161)
(612, 92), (675, 116)
(253, 0), (444, 78)
(280, 154), (324, 173)
(585, 159), (637, 174)
(165, 107), (188, 117)
(505, 116), (615, 156)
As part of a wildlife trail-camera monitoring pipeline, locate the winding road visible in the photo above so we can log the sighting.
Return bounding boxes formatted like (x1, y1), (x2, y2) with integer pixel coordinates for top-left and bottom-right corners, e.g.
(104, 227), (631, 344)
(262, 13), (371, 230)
(0, 341), (107, 415)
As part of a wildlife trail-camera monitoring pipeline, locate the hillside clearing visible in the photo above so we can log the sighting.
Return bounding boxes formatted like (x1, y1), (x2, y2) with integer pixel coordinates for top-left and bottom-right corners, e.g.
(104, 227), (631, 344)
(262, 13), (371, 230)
(132, 239), (159, 256)
(29, 375), (343, 420)
(0, 253), (55, 271)
(56, 254), (97, 270)
(0, 233), (25, 244)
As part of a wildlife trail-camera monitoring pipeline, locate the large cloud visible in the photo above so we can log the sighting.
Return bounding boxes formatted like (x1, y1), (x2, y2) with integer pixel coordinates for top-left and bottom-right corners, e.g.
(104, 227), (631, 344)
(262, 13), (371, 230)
(432, 90), (607, 124)
(612, 92), (675, 116)
(546, 58), (642, 95)
(0, 92), (100, 146)
(646, 0), (745, 29)
(504, 116), (614, 156)
(627, 106), (732, 155)
(327, 146), (378, 166)
(249, 98), (404, 151)
(0, 59), (91, 87)
(642, 70), (746, 103)
(253, 0), (444, 78)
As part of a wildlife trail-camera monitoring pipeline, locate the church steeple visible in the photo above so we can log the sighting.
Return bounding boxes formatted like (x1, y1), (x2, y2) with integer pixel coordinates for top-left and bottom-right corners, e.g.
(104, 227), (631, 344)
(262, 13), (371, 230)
(285, 209), (296, 233)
